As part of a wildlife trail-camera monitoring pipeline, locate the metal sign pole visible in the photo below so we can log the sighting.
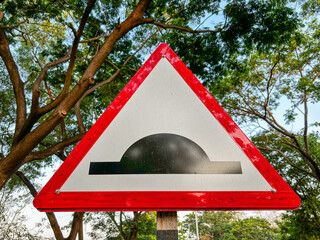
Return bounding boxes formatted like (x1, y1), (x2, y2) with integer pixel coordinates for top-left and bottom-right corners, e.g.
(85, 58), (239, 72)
(195, 211), (199, 240)
(156, 211), (178, 240)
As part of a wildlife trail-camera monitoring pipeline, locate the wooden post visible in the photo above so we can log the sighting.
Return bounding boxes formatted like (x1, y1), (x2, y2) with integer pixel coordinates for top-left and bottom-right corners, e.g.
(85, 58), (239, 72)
(156, 211), (178, 240)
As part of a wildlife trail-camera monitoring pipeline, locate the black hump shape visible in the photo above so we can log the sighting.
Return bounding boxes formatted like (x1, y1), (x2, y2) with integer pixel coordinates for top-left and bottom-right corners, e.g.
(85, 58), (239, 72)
(89, 133), (242, 174)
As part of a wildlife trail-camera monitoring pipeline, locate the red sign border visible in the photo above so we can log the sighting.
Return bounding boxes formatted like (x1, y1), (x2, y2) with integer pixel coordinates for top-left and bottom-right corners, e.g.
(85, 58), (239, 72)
(33, 43), (300, 212)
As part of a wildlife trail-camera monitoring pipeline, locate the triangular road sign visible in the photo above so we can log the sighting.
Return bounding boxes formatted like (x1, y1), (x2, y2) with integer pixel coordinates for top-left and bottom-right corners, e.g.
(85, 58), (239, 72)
(34, 43), (300, 211)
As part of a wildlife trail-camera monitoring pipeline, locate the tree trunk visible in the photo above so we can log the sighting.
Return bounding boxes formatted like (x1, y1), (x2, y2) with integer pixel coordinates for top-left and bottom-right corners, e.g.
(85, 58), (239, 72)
(128, 212), (141, 240)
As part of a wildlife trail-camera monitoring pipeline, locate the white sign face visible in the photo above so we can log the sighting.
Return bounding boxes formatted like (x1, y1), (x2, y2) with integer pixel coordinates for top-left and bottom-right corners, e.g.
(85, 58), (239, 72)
(60, 57), (271, 192)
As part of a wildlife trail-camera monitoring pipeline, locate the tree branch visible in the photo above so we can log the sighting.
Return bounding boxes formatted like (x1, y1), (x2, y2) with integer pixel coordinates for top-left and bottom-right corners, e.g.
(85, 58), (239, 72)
(0, 19), (28, 29)
(281, 137), (320, 180)
(129, 211), (142, 240)
(38, 0), (97, 115)
(75, 0), (155, 133)
(0, 27), (26, 146)
(107, 212), (126, 239)
(263, 107), (293, 137)
(15, 171), (37, 197)
(303, 91), (309, 154)
(295, 50), (310, 154)
(74, 69), (121, 133)
(15, 0), (97, 143)
(150, 20), (225, 33)
(12, 48), (73, 145)
(66, 212), (84, 240)
(263, 59), (280, 118)
(312, 70), (320, 83)
(230, 88), (320, 181)
(32, 48), (72, 113)
(79, 33), (110, 43)
(80, 0), (151, 81)
(15, 171), (65, 240)
(252, 105), (320, 179)
(74, 21), (160, 132)
(74, 101), (86, 134)
(237, 90), (293, 137)
(257, 147), (318, 181)
(24, 132), (86, 163)
(67, 23), (77, 36)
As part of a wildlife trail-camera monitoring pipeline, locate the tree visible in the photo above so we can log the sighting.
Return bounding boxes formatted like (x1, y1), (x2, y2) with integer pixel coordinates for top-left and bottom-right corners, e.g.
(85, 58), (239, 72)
(207, 15), (320, 238)
(278, 190), (320, 240)
(0, 0), (301, 238)
(0, 178), (45, 240)
(179, 211), (237, 239)
(223, 217), (280, 240)
(85, 211), (156, 240)
(179, 211), (280, 240)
